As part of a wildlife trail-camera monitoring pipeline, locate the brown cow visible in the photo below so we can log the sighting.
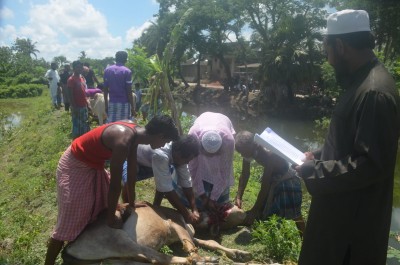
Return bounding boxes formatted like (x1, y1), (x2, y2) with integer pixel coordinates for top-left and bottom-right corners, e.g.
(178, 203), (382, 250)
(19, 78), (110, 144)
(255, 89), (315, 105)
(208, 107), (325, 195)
(62, 202), (250, 264)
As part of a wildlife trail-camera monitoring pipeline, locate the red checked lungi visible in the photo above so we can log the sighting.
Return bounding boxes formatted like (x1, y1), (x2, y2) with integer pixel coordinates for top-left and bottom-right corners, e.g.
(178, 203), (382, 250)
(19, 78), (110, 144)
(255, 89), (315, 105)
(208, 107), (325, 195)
(51, 146), (110, 241)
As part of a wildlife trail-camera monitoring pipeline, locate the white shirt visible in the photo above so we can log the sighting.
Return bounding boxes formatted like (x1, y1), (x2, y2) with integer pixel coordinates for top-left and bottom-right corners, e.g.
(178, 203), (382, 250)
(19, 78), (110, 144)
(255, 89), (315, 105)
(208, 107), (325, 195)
(44, 69), (60, 89)
(137, 142), (192, 192)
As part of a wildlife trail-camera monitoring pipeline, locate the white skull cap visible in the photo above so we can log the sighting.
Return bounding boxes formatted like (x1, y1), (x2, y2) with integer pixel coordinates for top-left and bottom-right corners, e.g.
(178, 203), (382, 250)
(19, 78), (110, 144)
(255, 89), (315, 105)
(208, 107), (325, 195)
(326, 9), (370, 35)
(201, 130), (222, 154)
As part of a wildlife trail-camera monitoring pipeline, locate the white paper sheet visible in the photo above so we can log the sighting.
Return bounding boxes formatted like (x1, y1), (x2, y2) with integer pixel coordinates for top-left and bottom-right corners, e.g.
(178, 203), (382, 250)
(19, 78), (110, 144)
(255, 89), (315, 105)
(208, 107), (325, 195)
(254, 127), (305, 165)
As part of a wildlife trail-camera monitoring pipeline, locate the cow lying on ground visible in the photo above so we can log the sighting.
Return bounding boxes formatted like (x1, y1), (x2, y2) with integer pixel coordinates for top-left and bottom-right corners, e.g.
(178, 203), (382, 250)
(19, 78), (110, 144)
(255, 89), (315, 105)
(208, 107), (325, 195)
(62, 202), (251, 264)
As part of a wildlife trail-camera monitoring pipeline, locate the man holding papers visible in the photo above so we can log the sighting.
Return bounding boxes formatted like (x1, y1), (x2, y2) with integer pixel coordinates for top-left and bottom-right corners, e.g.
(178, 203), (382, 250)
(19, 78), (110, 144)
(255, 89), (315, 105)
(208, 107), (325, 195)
(296, 10), (400, 265)
(234, 130), (305, 235)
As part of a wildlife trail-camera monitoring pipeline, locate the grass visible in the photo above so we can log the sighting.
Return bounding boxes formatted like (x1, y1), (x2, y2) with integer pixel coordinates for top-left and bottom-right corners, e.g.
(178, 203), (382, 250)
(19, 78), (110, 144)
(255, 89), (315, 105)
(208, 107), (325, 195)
(0, 91), (71, 264)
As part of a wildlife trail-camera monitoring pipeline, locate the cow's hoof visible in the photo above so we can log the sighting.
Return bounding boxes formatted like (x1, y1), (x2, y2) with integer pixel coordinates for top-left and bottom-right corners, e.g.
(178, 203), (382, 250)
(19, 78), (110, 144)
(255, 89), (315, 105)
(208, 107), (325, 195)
(226, 249), (252, 262)
(195, 256), (219, 264)
(189, 253), (219, 264)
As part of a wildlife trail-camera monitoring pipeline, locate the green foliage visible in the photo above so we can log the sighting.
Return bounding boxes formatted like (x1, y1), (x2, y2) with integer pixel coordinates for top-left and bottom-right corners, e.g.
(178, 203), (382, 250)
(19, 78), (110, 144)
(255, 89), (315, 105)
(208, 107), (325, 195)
(320, 61), (343, 98)
(313, 116), (330, 144)
(377, 51), (400, 89)
(146, 8), (194, 135)
(180, 113), (196, 134)
(12, 73), (34, 85)
(251, 215), (302, 263)
(387, 231), (400, 263)
(159, 245), (173, 255)
(0, 84), (43, 99)
(126, 46), (154, 85)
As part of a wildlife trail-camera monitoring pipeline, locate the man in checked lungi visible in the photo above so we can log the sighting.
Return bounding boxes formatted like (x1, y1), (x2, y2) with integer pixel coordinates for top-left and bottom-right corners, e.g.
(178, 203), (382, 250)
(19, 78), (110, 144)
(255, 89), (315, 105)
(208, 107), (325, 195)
(103, 51), (136, 122)
(234, 130), (306, 236)
(44, 115), (179, 265)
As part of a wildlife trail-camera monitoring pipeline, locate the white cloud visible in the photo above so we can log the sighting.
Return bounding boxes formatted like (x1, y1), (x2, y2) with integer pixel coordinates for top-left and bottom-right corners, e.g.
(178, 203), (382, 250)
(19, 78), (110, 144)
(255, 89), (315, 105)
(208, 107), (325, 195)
(27, 0), (123, 61)
(0, 6), (14, 19)
(4, 0), (128, 62)
(126, 21), (153, 45)
(0, 24), (17, 46)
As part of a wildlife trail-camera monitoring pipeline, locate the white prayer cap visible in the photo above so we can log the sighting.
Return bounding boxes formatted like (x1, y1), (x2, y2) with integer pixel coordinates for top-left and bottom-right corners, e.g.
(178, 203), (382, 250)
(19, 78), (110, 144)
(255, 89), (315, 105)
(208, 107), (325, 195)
(201, 130), (222, 154)
(326, 9), (370, 35)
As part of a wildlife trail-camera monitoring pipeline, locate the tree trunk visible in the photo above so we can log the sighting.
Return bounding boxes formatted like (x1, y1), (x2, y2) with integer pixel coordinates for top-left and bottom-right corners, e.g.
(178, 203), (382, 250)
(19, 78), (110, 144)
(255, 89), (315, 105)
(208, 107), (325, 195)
(218, 53), (233, 90)
(178, 65), (190, 88)
(161, 72), (183, 135)
(196, 54), (202, 87)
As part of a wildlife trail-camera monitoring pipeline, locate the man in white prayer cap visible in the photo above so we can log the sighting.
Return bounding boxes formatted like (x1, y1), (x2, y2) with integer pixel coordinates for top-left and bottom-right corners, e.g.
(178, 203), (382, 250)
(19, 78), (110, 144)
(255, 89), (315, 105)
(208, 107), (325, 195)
(296, 9), (400, 265)
(187, 112), (236, 213)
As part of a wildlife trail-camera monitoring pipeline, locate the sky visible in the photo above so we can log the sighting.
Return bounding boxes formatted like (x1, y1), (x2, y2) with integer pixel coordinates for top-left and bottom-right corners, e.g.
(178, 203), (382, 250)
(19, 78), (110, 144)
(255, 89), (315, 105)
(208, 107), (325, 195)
(0, 0), (159, 62)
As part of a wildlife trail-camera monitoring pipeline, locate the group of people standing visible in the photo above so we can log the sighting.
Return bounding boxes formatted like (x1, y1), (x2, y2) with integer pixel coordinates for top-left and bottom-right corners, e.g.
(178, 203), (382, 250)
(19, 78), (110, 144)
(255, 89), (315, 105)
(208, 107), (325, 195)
(44, 9), (400, 265)
(45, 50), (144, 139)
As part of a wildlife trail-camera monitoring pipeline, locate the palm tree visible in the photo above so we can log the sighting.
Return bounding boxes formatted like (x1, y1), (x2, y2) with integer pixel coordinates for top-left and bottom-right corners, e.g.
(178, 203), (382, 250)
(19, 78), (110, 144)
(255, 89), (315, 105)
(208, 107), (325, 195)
(79, 51), (87, 60)
(12, 38), (40, 59)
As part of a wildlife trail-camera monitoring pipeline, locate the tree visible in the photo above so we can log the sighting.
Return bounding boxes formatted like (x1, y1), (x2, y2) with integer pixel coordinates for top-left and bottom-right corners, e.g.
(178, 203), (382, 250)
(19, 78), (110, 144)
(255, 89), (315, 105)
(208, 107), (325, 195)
(242, 0), (326, 103)
(0, 46), (13, 75)
(12, 38), (39, 59)
(52, 56), (68, 67)
(79, 51), (87, 60)
(154, 0), (247, 87)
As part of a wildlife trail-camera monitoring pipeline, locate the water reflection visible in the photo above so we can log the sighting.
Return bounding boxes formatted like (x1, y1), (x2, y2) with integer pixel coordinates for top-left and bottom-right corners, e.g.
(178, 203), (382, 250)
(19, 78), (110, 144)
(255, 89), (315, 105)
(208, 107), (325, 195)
(3, 113), (22, 129)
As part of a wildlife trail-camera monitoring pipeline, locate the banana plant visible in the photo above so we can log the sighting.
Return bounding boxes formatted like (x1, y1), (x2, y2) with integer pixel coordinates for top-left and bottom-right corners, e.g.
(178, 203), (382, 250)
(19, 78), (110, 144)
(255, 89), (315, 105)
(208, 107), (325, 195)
(146, 8), (193, 135)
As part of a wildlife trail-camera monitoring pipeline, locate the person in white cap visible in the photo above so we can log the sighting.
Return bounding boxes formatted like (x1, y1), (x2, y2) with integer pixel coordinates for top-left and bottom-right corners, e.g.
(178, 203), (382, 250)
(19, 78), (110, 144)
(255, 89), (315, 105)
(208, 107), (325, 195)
(187, 112), (236, 213)
(296, 9), (400, 265)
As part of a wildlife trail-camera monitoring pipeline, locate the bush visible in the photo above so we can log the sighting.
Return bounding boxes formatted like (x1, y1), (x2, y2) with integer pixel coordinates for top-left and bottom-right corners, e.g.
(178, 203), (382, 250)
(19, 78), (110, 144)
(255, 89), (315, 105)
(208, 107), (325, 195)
(12, 73), (34, 85)
(30, 76), (48, 85)
(251, 215), (301, 263)
(0, 84), (43, 98)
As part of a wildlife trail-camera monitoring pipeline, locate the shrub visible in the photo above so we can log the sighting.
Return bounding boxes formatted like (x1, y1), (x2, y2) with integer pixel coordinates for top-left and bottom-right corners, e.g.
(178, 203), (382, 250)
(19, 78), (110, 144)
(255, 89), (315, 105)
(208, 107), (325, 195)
(0, 84), (43, 99)
(30, 76), (48, 85)
(251, 215), (301, 263)
(12, 73), (34, 85)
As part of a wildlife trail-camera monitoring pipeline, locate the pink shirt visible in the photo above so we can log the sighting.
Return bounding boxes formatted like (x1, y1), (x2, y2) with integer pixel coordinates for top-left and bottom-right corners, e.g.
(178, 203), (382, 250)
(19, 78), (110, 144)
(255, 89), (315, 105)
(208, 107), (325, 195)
(188, 112), (236, 201)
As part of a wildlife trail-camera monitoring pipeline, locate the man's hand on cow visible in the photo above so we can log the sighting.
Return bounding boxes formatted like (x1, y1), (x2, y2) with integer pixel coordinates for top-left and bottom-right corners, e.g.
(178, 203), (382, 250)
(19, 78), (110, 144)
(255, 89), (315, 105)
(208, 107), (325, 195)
(234, 195), (243, 209)
(185, 210), (200, 224)
(107, 210), (124, 229)
(117, 203), (133, 222)
(192, 208), (200, 220)
(133, 201), (149, 208)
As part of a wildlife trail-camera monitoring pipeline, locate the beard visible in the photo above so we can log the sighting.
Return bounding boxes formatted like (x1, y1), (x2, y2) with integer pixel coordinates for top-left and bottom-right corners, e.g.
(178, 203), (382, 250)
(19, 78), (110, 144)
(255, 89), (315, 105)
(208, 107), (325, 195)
(333, 55), (352, 88)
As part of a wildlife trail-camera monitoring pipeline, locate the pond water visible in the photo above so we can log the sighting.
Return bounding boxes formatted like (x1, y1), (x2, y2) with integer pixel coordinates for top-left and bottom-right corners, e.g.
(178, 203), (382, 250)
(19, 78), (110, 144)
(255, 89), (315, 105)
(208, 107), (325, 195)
(3, 112), (22, 129)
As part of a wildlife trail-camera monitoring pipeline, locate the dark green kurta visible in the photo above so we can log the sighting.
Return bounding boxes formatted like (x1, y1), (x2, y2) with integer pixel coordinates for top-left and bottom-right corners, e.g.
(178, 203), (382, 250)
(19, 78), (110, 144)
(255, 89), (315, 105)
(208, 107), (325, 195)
(299, 59), (400, 265)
